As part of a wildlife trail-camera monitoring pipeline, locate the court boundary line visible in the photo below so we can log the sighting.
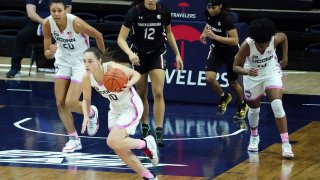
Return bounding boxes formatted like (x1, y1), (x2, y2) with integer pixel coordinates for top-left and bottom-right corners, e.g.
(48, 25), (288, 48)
(14, 118), (246, 141)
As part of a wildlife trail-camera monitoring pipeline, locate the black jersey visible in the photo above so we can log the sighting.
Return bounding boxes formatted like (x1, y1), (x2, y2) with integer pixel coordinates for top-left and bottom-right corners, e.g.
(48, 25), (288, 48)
(123, 3), (171, 54)
(204, 10), (236, 47)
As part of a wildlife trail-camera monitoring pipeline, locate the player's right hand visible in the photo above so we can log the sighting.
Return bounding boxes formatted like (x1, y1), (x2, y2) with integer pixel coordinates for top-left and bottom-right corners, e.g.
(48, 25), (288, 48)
(200, 34), (207, 44)
(248, 68), (259, 76)
(129, 52), (140, 66)
(49, 44), (57, 56)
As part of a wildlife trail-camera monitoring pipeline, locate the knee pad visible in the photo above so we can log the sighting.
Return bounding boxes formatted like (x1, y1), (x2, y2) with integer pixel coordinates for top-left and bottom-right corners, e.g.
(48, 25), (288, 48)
(271, 99), (286, 118)
(248, 107), (260, 128)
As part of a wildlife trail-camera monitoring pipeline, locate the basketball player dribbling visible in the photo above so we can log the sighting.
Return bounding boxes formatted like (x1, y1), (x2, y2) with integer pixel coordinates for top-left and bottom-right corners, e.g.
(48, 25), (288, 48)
(117, 0), (184, 146)
(42, 0), (105, 152)
(81, 47), (159, 180)
(233, 18), (294, 158)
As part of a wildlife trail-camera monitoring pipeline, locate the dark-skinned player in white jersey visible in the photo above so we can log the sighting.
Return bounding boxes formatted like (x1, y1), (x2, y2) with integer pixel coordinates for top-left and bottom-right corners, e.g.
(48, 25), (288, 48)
(233, 18), (294, 158)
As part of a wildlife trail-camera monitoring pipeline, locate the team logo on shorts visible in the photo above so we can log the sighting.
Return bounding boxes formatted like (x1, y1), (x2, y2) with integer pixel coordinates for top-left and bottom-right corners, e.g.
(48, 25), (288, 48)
(244, 89), (251, 98)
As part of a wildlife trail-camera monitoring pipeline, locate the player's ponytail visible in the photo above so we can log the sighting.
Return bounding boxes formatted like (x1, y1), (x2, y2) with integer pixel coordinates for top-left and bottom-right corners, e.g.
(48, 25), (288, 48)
(207, 0), (230, 11)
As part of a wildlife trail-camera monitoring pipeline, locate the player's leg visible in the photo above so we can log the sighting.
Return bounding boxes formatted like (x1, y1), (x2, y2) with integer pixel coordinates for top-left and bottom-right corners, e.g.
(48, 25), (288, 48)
(266, 87), (294, 158)
(135, 73), (151, 137)
(243, 77), (264, 152)
(205, 47), (231, 115)
(54, 64), (81, 152)
(132, 52), (152, 138)
(149, 69), (165, 146)
(230, 79), (248, 120)
(246, 99), (261, 152)
(107, 126), (147, 169)
(107, 126), (159, 167)
(69, 62), (99, 136)
(225, 55), (248, 119)
(107, 104), (158, 179)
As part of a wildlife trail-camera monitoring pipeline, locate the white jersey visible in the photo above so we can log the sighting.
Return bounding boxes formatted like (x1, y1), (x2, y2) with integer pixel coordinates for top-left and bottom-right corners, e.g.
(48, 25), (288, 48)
(89, 63), (137, 109)
(244, 36), (281, 78)
(48, 13), (90, 59)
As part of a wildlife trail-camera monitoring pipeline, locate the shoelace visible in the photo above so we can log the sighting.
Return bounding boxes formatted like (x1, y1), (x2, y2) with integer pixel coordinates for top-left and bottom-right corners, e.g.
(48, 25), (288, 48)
(251, 137), (259, 145)
(66, 140), (75, 146)
(283, 144), (291, 150)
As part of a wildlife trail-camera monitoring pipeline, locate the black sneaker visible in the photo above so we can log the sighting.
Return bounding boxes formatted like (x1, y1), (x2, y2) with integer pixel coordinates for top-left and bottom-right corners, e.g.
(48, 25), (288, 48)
(6, 69), (20, 78)
(233, 102), (249, 120)
(155, 128), (164, 147)
(217, 93), (232, 115)
(141, 123), (151, 138)
(143, 176), (158, 180)
(234, 119), (248, 131)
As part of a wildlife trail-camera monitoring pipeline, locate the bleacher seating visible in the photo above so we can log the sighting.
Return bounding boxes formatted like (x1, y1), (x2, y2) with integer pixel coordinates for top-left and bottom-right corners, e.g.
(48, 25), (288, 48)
(227, 0), (314, 10)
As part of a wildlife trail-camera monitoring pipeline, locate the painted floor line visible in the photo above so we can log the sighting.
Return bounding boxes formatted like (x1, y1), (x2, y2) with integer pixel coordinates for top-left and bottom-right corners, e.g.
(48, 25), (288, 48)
(14, 118), (245, 141)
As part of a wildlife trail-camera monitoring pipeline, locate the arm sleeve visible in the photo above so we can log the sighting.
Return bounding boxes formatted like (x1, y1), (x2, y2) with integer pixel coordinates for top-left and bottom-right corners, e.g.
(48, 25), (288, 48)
(123, 7), (136, 28)
(224, 14), (236, 30)
(162, 5), (171, 25)
(26, 0), (37, 5)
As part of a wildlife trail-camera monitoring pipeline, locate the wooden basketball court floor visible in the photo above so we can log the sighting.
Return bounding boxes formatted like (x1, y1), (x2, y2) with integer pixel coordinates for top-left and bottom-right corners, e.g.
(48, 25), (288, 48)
(0, 57), (320, 180)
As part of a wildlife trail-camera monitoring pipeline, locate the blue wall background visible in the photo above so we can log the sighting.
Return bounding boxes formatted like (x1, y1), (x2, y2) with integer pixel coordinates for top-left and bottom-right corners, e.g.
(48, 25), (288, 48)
(149, 0), (248, 104)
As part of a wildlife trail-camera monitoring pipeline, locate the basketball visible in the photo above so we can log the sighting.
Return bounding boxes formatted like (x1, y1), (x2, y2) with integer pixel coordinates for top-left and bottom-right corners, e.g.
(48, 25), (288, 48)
(103, 68), (128, 92)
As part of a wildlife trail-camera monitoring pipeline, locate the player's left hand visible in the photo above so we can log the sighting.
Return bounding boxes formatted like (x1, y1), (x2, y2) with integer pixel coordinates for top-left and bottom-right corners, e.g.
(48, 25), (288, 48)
(175, 55), (184, 70)
(81, 118), (89, 134)
(279, 58), (288, 69)
(122, 83), (131, 91)
(205, 29), (217, 40)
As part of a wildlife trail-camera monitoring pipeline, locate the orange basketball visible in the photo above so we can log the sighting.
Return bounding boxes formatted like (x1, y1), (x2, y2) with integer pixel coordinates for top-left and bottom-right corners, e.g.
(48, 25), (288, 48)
(103, 68), (128, 92)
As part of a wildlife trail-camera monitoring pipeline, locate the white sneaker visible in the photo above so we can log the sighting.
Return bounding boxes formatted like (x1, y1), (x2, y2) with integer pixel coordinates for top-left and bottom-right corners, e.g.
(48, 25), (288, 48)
(143, 135), (159, 166)
(62, 138), (82, 152)
(248, 135), (260, 152)
(282, 142), (294, 158)
(87, 105), (99, 136)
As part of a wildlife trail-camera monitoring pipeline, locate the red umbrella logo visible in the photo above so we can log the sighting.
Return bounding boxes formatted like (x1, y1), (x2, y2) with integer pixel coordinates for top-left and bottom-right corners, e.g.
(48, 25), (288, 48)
(178, 2), (190, 13)
(172, 25), (201, 65)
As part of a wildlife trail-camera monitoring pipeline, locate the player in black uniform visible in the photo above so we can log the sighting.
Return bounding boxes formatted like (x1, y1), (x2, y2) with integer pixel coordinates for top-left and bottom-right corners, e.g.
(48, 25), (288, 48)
(117, 0), (183, 147)
(200, 0), (248, 119)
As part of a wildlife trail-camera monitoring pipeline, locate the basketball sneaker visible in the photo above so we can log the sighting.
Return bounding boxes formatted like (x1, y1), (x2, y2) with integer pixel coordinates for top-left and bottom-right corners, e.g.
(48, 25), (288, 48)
(282, 142), (294, 158)
(143, 177), (158, 180)
(248, 135), (260, 152)
(143, 135), (159, 166)
(62, 138), (82, 153)
(6, 69), (20, 78)
(141, 123), (151, 138)
(155, 128), (164, 147)
(87, 105), (99, 136)
(217, 93), (232, 115)
(234, 119), (248, 131)
(233, 102), (249, 120)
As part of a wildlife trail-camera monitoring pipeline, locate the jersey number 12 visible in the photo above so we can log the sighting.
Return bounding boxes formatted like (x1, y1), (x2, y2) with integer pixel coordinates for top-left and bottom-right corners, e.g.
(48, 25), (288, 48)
(144, 28), (155, 40)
